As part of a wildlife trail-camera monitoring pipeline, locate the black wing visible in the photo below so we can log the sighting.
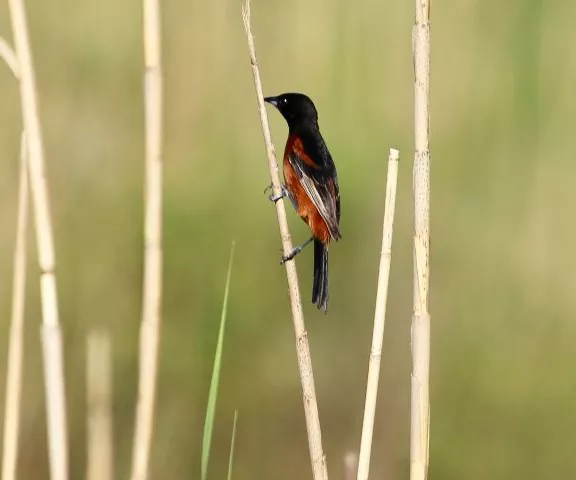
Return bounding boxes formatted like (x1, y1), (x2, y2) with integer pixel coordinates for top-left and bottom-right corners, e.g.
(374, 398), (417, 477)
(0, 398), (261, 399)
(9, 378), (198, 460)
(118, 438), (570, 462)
(289, 129), (341, 240)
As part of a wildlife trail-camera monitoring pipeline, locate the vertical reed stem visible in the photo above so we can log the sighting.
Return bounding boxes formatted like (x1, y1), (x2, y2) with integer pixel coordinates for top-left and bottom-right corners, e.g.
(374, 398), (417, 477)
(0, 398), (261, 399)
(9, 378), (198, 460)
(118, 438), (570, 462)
(8, 0), (69, 477)
(410, 0), (431, 479)
(130, 0), (163, 477)
(2, 134), (29, 480)
(357, 148), (400, 480)
(87, 330), (114, 480)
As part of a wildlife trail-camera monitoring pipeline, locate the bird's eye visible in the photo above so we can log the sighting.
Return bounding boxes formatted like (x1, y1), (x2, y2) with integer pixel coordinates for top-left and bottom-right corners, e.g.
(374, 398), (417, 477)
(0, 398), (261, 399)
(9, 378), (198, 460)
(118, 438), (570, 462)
(282, 97), (288, 104)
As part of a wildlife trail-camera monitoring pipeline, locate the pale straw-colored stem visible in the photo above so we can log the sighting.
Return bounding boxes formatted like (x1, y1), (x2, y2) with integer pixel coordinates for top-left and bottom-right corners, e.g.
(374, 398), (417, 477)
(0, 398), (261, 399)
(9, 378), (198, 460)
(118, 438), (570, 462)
(410, 0), (431, 479)
(0, 37), (20, 78)
(130, 0), (163, 477)
(242, 2), (328, 478)
(86, 330), (114, 480)
(2, 134), (28, 480)
(7, 0), (69, 478)
(357, 148), (400, 480)
(344, 451), (358, 480)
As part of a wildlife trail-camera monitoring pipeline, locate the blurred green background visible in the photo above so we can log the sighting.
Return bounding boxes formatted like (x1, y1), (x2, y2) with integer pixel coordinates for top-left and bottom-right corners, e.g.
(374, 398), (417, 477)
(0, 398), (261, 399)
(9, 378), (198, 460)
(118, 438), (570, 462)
(1, 0), (576, 478)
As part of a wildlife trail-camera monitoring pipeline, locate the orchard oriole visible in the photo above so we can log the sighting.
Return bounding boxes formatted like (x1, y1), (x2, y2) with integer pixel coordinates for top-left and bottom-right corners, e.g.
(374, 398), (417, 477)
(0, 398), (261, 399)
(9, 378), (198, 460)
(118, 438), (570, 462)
(265, 93), (341, 312)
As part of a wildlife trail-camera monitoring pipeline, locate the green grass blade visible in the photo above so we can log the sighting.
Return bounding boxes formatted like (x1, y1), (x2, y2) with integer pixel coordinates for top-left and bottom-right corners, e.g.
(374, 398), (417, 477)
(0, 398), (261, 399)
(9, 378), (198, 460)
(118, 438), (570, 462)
(201, 241), (235, 480)
(227, 410), (239, 480)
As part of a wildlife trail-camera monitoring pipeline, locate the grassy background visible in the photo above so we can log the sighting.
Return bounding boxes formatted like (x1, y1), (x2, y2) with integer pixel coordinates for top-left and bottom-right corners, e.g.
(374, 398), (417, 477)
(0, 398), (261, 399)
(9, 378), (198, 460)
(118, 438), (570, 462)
(1, 0), (576, 478)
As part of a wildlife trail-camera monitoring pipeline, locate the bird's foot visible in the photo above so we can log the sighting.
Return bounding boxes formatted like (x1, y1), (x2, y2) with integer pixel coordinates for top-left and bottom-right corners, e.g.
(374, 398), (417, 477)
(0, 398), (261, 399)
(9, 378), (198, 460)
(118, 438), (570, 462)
(280, 246), (302, 264)
(266, 184), (289, 203)
(280, 237), (314, 264)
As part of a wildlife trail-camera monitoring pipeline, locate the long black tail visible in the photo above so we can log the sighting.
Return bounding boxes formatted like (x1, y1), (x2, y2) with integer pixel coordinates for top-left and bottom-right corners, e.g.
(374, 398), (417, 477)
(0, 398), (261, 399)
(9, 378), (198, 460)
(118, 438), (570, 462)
(312, 239), (329, 312)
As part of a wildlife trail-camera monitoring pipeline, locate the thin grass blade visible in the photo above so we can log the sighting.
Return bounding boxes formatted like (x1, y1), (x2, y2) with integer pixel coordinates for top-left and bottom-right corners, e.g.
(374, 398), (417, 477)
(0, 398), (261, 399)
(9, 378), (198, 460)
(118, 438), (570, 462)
(201, 241), (235, 480)
(227, 410), (238, 480)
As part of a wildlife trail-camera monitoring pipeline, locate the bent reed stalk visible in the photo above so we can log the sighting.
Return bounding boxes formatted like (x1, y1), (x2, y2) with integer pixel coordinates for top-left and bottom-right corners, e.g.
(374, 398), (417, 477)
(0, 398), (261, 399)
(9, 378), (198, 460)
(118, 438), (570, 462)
(242, 1), (328, 478)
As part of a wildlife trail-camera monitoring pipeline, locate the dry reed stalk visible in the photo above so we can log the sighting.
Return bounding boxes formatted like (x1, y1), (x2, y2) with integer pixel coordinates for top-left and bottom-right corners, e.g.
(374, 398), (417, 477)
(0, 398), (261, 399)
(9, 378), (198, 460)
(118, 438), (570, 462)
(242, 1), (328, 478)
(0, 37), (19, 78)
(2, 134), (28, 480)
(86, 330), (113, 480)
(344, 452), (358, 480)
(7, 0), (69, 478)
(357, 148), (400, 480)
(130, 0), (163, 477)
(410, 0), (431, 479)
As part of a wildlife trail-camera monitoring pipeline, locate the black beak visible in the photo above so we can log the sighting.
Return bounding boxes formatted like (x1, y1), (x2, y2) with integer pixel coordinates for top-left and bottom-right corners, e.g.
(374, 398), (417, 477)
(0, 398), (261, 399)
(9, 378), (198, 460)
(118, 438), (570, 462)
(264, 96), (278, 108)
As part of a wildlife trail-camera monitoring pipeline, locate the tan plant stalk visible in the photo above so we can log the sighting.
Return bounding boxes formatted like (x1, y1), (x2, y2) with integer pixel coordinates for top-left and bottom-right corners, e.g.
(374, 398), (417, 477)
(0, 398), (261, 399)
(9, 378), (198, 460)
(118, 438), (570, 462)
(344, 452), (358, 480)
(86, 330), (114, 480)
(0, 37), (19, 78)
(7, 0), (69, 478)
(410, 0), (431, 479)
(242, 2), (328, 478)
(357, 148), (400, 480)
(2, 134), (28, 480)
(130, 0), (163, 477)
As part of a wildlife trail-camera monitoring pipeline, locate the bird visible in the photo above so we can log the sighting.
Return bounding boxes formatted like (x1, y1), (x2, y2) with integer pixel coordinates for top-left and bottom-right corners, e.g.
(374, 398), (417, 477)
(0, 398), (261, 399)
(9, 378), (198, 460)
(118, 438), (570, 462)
(264, 92), (341, 312)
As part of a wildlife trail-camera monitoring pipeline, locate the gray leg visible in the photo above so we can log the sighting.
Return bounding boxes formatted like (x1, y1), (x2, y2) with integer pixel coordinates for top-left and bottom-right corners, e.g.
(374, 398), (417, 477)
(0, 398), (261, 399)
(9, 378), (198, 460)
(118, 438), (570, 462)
(280, 237), (313, 264)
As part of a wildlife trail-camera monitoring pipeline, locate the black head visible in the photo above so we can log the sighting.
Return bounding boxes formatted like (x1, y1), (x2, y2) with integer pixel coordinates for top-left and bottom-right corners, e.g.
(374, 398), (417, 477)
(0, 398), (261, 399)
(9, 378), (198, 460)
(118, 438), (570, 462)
(264, 93), (318, 129)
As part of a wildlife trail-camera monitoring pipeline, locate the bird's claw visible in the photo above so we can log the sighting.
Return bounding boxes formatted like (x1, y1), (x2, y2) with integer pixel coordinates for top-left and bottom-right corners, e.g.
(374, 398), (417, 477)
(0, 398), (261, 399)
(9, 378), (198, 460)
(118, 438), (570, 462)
(267, 185), (288, 203)
(269, 192), (287, 203)
(279, 237), (313, 264)
(280, 246), (302, 264)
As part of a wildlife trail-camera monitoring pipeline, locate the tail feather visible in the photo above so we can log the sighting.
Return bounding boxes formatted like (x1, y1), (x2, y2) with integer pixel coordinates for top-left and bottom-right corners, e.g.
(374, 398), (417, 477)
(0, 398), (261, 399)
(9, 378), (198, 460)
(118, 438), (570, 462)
(312, 239), (329, 312)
